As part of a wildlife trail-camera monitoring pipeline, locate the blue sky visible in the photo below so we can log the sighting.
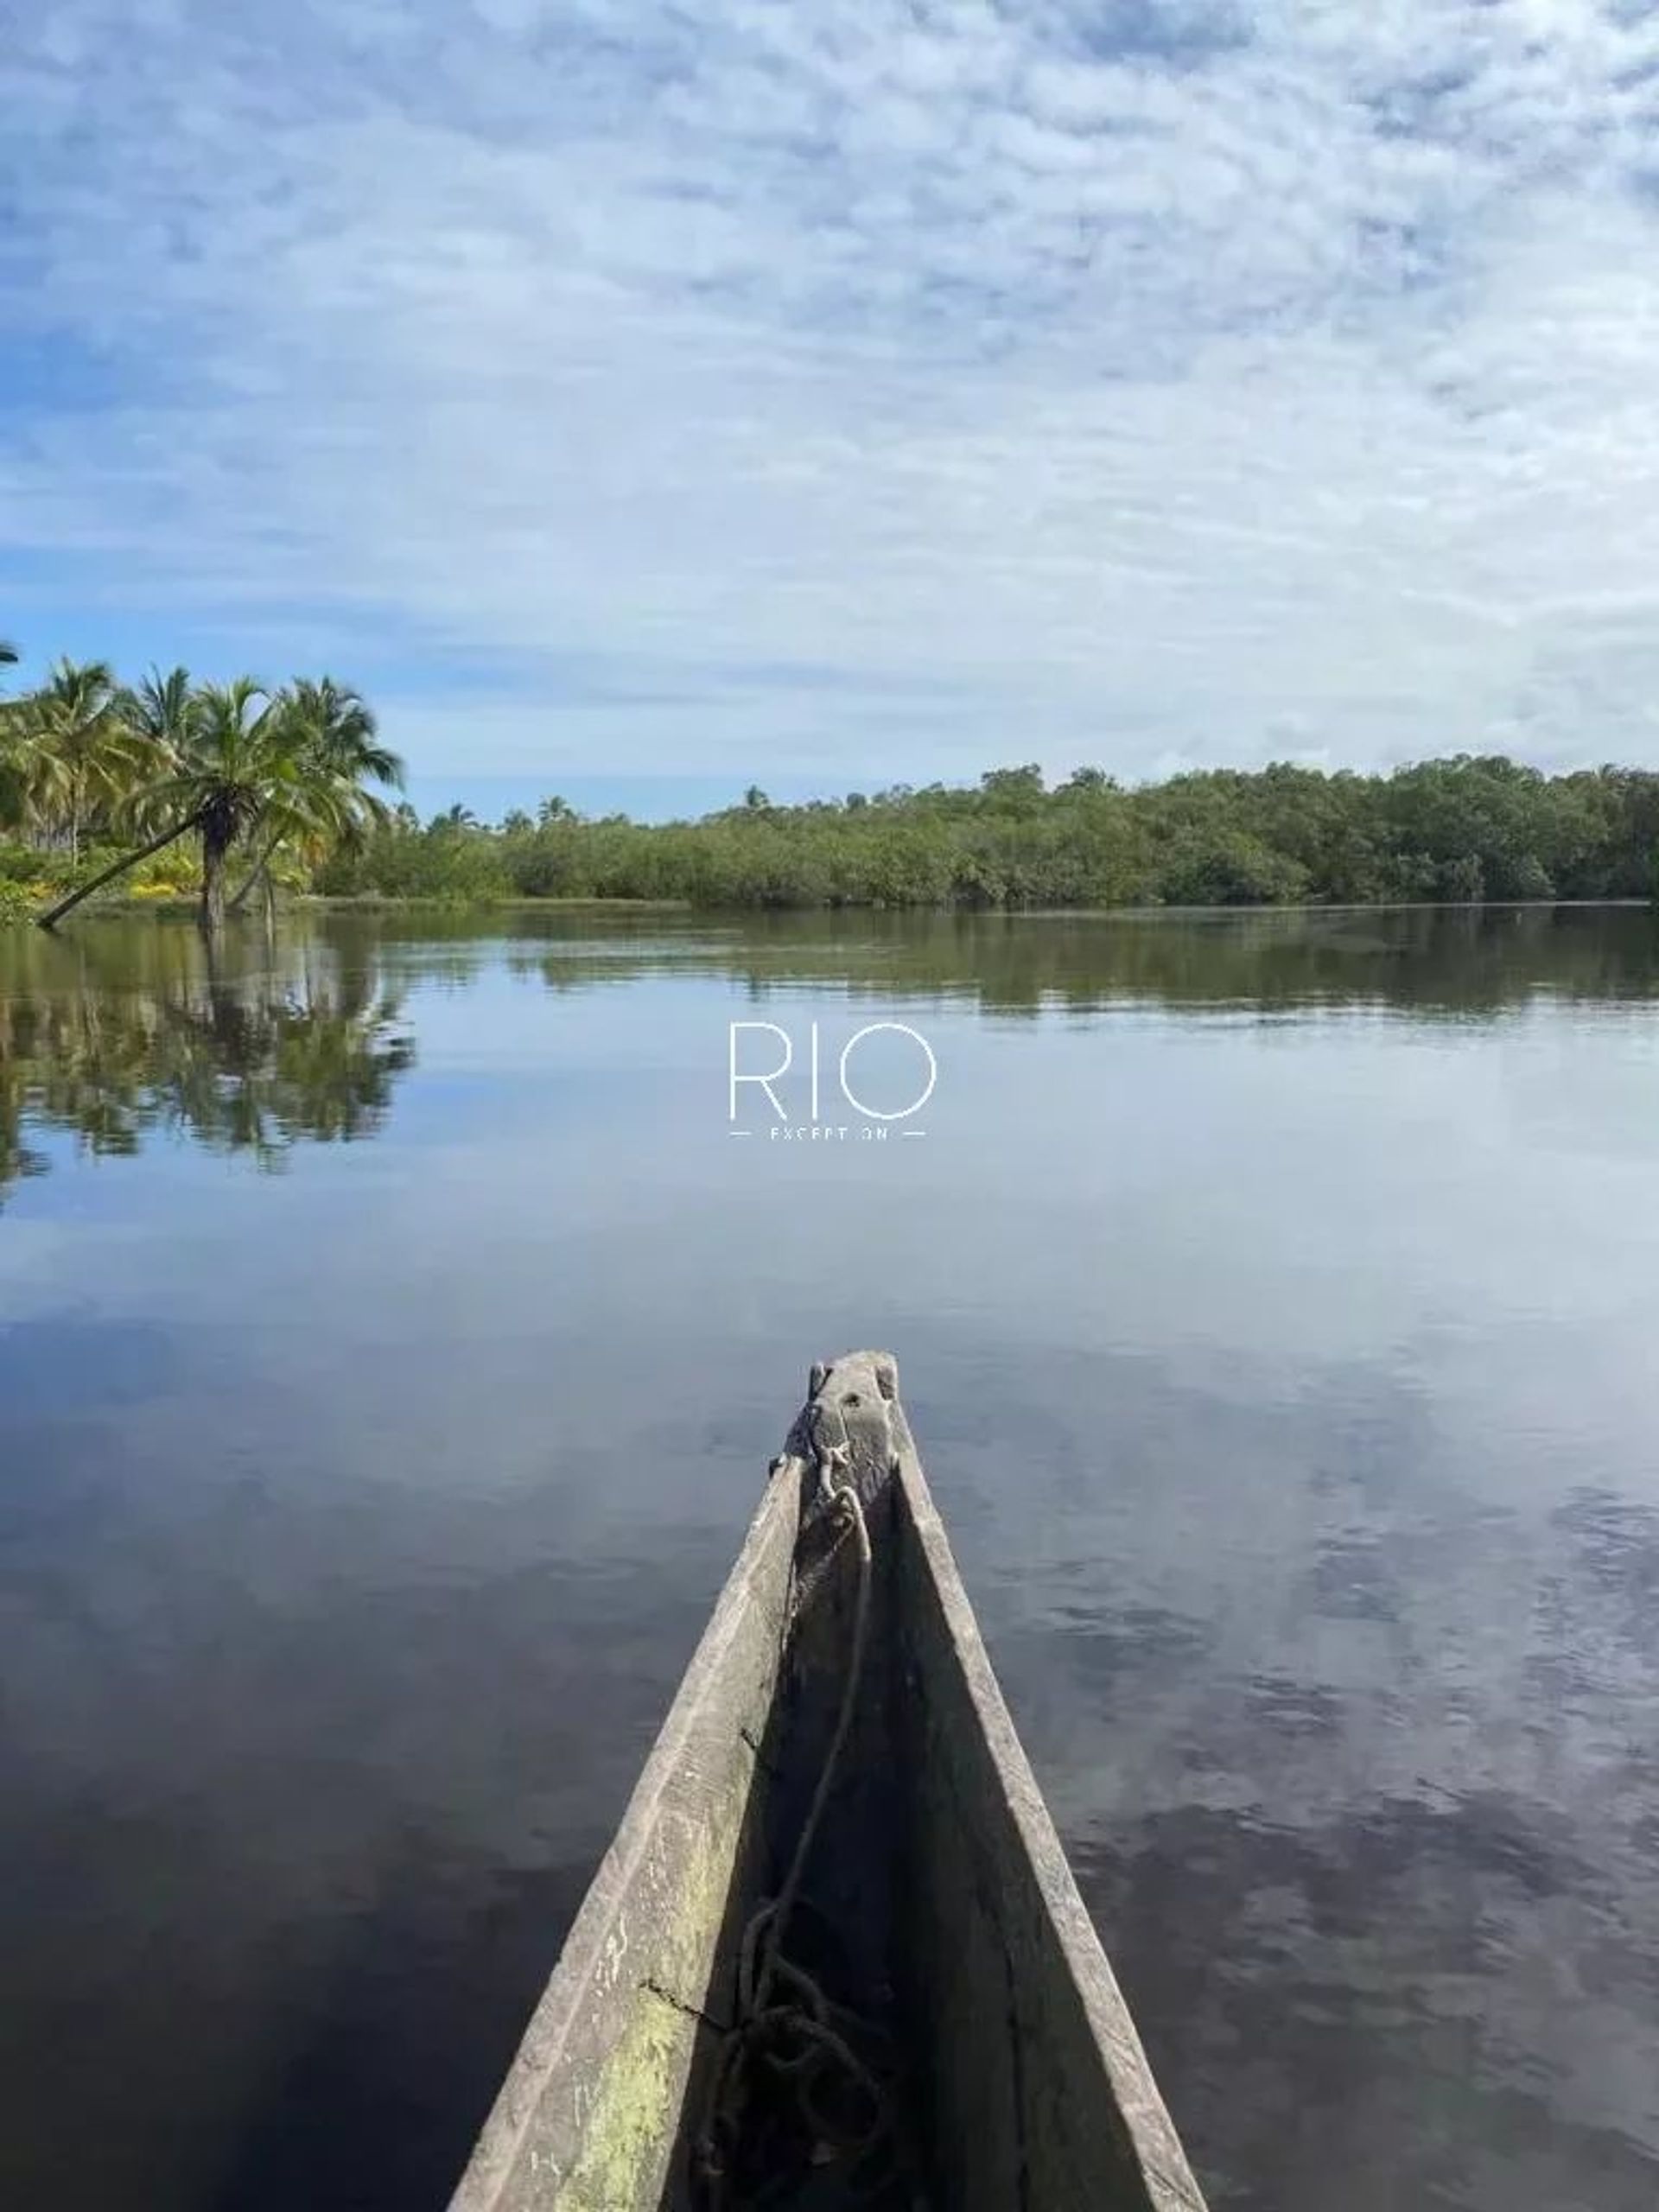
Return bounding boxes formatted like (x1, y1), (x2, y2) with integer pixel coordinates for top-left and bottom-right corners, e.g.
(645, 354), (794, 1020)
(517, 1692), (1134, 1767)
(4, 0), (1659, 814)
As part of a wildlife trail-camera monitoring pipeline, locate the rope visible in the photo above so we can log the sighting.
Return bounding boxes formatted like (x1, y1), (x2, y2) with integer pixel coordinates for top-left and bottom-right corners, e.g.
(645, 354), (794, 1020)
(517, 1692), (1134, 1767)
(694, 1443), (889, 2207)
(753, 1443), (871, 2011)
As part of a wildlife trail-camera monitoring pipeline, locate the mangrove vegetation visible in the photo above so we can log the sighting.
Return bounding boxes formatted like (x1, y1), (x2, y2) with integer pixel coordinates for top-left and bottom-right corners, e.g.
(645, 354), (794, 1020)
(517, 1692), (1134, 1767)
(6, 648), (1659, 917)
(319, 755), (1659, 910)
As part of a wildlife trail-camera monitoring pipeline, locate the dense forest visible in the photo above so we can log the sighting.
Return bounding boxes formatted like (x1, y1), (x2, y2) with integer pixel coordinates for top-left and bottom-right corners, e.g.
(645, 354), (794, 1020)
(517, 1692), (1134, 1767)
(6, 643), (1659, 918)
(315, 758), (1659, 910)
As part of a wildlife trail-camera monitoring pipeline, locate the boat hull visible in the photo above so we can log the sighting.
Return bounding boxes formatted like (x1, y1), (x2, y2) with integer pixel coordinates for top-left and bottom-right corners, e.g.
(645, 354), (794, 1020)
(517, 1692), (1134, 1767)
(449, 1351), (1207, 2211)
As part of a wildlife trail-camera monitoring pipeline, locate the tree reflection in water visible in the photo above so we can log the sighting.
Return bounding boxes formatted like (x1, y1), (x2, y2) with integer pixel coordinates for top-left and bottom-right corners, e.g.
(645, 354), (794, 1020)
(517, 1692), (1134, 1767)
(0, 924), (414, 1199)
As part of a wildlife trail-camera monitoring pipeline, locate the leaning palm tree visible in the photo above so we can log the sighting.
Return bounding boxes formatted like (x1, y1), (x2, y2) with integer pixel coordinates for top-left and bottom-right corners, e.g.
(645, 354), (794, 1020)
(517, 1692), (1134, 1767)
(37, 677), (296, 934)
(36, 675), (400, 936)
(18, 658), (145, 861)
(228, 676), (404, 916)
(147, 679), (304, 934)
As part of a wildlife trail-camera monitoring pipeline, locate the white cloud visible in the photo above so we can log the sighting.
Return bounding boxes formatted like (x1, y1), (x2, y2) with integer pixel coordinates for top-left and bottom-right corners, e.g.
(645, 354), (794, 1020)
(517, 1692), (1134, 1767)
(2, 1), (1659, 782)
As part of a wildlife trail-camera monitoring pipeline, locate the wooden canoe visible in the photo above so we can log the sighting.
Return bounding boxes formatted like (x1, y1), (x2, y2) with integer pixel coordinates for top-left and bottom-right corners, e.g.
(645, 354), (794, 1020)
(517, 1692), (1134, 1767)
(449, 1351), (1208, 2212)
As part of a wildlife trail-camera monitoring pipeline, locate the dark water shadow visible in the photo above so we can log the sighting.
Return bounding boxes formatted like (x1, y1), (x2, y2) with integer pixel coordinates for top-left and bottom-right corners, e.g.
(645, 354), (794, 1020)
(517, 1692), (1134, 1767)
(203, 1843), (594, 2212)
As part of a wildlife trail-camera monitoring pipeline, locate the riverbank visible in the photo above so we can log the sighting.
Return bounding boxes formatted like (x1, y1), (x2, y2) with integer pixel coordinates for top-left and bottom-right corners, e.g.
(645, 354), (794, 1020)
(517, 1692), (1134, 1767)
(10, 756), (1659, 921)
(7, 887), (1657, 928)
(310, 758), (1659, 911)
(0, 887), (696, 926)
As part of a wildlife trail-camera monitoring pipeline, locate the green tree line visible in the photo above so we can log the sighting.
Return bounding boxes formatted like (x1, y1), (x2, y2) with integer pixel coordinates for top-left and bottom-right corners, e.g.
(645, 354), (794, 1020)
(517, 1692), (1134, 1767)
(319, 758), (1659, 910)
(6, 641), (1659, 917)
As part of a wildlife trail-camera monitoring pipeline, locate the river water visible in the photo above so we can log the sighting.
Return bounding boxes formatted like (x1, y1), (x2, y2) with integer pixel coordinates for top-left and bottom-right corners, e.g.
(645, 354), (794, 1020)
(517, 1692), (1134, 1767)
(2, 906), (1656, 2210)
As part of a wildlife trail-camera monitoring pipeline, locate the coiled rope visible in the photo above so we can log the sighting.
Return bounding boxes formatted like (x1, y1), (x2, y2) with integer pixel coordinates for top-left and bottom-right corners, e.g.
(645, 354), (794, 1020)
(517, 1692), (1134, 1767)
(694, 1442), (894, 2206)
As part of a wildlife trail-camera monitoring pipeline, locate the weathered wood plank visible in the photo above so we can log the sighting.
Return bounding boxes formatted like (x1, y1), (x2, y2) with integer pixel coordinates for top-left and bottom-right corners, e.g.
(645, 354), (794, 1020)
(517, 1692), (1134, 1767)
(447, 1465), (800, 2212)
(892, 1427), (1208, 2211)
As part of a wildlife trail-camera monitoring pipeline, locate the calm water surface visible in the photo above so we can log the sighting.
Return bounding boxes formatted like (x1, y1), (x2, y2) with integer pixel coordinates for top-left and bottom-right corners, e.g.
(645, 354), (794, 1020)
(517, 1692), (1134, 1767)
(2, 906), (1657, 2210)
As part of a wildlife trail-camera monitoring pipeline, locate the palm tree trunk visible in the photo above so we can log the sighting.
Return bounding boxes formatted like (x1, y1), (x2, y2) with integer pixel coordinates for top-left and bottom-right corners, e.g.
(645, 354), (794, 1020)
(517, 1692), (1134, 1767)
(227, 827), (281, 916)
(200, 825), (229, 938)
(35, 810), (206, 931)
(226, 853), (264, 917)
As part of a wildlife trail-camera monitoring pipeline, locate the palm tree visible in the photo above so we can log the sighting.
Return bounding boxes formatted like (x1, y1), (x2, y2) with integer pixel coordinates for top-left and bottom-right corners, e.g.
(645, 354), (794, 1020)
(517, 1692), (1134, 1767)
(288, 677), (403, 814)
(36, 674), (402, 936)
(228, 677), (404, 916)
(37, 677), (290, 933)
(123, 664), (200, 762)
(149, 679), (303, 934)
(18, 658), (144, 862)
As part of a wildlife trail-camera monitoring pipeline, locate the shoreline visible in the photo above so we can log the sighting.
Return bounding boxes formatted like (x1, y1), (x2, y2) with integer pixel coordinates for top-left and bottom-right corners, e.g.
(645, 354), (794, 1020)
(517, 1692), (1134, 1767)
(9, 892), (1655, 928)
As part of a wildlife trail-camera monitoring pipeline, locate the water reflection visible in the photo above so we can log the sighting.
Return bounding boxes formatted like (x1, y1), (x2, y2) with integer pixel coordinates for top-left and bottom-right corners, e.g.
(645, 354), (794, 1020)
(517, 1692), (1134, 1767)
(3, 908), (1658, 2212)
(910, 1322), (1659, 2212)
(35, 899), (1642, 1020)
(0, 926), (414, 1198)
(6, 903), (1659, 1198)
(490, 901), (1659, 1016)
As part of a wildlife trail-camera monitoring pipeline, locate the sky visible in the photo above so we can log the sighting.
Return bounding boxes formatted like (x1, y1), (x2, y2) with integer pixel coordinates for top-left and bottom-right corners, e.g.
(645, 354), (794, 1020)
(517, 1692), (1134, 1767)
(4, 0), (1659, 814)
